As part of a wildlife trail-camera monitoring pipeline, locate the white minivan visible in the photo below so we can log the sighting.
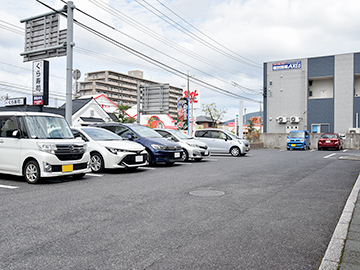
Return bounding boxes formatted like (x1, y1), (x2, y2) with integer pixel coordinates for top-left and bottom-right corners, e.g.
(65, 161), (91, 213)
(0, 112), (90, 184)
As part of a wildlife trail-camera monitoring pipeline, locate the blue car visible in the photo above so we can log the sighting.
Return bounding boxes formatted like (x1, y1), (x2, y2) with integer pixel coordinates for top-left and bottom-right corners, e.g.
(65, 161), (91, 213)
(91, 123), (183, 165)
(287, 130), (310, 150)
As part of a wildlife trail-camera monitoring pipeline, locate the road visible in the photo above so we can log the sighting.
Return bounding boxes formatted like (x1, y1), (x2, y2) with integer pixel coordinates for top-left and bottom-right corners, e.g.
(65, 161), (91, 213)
(0, 148), (359, 269)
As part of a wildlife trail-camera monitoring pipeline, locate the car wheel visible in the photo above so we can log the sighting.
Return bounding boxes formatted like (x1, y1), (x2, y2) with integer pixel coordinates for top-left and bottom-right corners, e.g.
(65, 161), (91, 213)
(165, 162), (175, 166)
(90, 152), (104, 172)
(181, 149), (189, 162)
(230, 147), (240, 157)
(318, 147), (322, 150)
(24, 160), (40, 184)
(146, 149), (153, 165)
(194, 158), (202, 162)
(73, 173), (86, 180)
(287, 148), (290, 150)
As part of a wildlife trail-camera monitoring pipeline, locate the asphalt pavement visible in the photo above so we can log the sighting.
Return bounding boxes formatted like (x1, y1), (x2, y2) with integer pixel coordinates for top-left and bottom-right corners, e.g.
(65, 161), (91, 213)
(319, 156), (360, 269)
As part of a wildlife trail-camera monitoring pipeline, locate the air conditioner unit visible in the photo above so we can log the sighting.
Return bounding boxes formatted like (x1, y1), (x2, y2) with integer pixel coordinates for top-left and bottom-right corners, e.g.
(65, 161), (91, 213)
(348, 128), (360, 133)
(277, 116), (287, 124)
(290, 116), (300, 123)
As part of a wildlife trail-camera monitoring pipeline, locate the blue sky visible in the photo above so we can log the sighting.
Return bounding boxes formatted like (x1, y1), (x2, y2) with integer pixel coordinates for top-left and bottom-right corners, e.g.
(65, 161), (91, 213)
(1, 0), (360, 120)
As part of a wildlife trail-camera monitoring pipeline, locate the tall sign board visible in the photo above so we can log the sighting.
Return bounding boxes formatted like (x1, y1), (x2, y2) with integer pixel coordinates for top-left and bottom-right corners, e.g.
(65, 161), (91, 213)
(141, 84), (170, 115)
(21, 13), (67, 62)
(32, 60), (49, 105)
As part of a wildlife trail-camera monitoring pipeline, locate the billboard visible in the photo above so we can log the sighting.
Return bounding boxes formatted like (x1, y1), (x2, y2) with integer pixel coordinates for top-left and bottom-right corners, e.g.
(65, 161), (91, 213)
(177, 97), (189, 130)
(32, 60), (49, 105)
(272, 61), (302, 71)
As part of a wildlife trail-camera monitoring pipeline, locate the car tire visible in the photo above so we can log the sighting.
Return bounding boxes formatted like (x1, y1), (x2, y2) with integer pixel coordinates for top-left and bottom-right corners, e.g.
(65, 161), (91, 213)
(181, 149), (189, 162)
(287, 148), (290, 150)
(90, 152), (104, 172)
(230, 147), (240, 157)
(194, 158), (202, 162)
(146, 149), (153, 165)
(165, 162), (175, 166)
(24, 160), (41, 184)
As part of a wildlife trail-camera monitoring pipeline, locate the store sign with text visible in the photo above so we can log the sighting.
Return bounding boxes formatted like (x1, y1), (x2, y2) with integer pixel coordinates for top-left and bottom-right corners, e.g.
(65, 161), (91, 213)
(32, 60), (49, 105)
(272, 61), (302, 71)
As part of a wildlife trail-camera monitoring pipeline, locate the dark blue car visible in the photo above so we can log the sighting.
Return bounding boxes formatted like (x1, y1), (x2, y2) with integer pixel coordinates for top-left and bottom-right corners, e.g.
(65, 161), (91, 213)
(91, 123), (183, 165)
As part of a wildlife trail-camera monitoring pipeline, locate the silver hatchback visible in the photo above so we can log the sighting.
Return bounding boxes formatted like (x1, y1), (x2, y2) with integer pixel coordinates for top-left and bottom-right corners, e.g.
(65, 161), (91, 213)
(194, 128), (250, 156)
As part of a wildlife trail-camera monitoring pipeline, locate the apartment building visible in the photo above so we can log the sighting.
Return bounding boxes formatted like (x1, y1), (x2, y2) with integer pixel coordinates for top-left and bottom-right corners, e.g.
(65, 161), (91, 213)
(263, 52), (360, 134)
(75, 70), (184, 119)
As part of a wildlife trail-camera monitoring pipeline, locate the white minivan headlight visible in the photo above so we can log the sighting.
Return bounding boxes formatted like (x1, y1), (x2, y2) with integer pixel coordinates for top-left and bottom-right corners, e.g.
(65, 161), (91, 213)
(37, 142), (57, 154)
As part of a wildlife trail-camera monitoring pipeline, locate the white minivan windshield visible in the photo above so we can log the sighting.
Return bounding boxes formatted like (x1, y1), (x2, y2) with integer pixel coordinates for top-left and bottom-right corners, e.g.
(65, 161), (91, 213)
(24, 115), (74, 139)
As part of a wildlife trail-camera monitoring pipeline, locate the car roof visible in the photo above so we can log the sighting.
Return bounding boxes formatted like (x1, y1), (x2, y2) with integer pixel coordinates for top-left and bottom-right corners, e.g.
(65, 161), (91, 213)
(0, 111), (63, 117)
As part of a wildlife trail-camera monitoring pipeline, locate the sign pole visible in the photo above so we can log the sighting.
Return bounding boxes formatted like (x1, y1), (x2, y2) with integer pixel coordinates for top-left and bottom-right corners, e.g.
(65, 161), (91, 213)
(66, 1), (74, 125)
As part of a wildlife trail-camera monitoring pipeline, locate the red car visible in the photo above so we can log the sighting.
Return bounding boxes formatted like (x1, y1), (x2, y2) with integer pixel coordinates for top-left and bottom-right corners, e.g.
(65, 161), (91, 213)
(318, 133), (344, 150)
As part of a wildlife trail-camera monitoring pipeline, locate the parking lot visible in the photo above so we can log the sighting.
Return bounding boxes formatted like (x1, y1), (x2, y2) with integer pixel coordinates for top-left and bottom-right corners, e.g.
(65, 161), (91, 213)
(1, 148), (359, 269)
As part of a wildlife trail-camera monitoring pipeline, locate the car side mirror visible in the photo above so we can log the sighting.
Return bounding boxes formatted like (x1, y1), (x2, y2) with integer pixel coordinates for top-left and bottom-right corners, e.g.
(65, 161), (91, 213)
(12, 130), (20, 138)
(126, 134), (133, 140)
(306, 135), (309, 138)
(287, 136), (289, 139)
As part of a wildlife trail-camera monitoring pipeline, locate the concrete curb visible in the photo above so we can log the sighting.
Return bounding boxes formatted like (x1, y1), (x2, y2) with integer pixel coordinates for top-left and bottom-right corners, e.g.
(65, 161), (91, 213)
(318, 174), (360, 269)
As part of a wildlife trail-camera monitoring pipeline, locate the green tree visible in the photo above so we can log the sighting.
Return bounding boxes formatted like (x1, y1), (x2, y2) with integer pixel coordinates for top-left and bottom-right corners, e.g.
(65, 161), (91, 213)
(113, 105), (136, 123)
(202, 103), (227, 128)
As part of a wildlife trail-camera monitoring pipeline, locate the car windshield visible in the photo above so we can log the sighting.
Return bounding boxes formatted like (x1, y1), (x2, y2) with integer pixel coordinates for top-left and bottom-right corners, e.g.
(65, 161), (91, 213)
(130, 125), (162, 138)
(24, 115), (73, 139)
(169, 130), (191, 139)
(81, 128), (123, 141)
(321, 134), (337, 139)
(289, 131), (305, 138)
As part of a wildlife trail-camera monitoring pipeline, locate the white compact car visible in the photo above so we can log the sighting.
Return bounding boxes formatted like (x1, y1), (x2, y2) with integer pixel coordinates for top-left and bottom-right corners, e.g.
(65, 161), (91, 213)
(154, 128), (210, 161)
(194, 128), (250, 156)
(71, 127), (148, 172)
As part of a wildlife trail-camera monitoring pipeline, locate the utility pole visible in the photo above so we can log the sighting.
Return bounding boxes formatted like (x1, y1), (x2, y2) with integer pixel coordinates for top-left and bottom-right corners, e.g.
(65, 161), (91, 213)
(65, 1), (75, 125)
(187, 71), (191, 135)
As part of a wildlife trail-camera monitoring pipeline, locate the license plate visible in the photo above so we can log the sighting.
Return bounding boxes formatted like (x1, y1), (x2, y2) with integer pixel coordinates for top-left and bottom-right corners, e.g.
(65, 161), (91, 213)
(326, 140), (330, 143)
(175, 152), (180, 158)
(205, 150), (209, 155)
(135, 155), (143, 162)
(246, 147), (249, 151)
(62, 164), (73, 172)
(291, 144), (296, 147)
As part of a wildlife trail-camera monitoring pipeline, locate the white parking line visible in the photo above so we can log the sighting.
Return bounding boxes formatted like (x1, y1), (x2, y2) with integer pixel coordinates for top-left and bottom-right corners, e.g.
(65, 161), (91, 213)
(343, 149), (348, 153)
(0, 184), (18, 189)
(139, 167), (156, 170)
(324, 153), (336, 159)
(310, 149), (316, 152)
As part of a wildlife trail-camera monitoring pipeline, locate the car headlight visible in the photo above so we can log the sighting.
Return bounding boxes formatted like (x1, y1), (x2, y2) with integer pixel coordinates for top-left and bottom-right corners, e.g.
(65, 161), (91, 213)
(300, 139), (304, 142)
(106, 147), (128, 154)
(37, 142), (57, 154)
(287, 139), (290, 142)
(186, 142), (199, 148)
(151, 144), (166, 150)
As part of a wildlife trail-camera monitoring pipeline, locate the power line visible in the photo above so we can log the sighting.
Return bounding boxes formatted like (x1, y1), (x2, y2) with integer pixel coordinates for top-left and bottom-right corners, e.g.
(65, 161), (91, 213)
(87, 0), (257, 77)
(156, 0), (261, 68)
(68, 1), (261, 101)
(39, 0), (261, 103)
(137, 0), (262, 69)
